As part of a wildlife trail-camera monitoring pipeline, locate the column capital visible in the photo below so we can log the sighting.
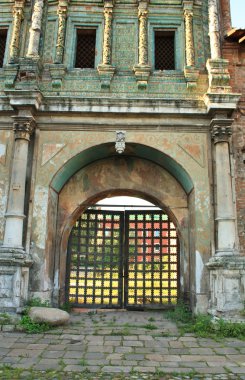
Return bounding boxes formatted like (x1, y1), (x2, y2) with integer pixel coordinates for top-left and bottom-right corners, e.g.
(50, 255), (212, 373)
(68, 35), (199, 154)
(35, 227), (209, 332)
(12, 116), (36, 141)
(210, 118), (233, 143)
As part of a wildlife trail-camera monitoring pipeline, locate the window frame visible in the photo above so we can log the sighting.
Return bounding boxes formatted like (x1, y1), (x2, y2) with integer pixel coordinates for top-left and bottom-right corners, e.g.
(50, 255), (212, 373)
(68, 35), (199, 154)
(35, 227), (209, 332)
(65, 17), (103, 71)
(154, 29), (176, 71)
(0, 27), (10, 68)
(149, 20), (184, 72)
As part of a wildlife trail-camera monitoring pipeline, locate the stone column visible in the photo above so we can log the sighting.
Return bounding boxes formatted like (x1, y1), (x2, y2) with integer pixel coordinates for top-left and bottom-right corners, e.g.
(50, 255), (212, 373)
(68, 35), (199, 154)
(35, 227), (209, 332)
(211, 119), (236, 256)
(138, 7), (148, 66)
(133, 0), (151, 89)
(9, 0), (25, 63)
(102, 1), (113, 66)
(3, 114), (35, 255)
(183, 1), (199, 88)
(208, 0), (221, 60)
(184, 8), (195, 67)
(54, 0), (69, 64)
(97, 0), (115, 89)
(27, 0), (44, 57)
(220, 0), (231, 36)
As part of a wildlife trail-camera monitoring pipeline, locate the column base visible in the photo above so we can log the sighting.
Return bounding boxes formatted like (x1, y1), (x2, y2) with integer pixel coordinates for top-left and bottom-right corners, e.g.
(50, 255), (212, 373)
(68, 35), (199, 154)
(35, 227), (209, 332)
(97, 64), (116, 89)
(0, 248), (33, 312)
(133, 64), (151, 89)
(207, 256), (245, 316)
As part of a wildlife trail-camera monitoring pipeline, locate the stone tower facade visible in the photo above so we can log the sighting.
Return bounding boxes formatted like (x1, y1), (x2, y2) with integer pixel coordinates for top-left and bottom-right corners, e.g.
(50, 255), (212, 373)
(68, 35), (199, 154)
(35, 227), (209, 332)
(0, 0), (244, 315)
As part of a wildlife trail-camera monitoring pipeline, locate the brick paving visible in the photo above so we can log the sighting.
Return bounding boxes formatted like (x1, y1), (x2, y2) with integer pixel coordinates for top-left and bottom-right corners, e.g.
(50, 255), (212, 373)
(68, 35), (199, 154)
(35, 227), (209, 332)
(0, 310), (245, 379)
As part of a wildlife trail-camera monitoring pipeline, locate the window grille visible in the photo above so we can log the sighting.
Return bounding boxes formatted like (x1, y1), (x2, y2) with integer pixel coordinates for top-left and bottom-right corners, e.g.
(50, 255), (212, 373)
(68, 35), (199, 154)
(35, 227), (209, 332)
(155, 31), (175, 70)
(75, 29), (96, 69)
(0, 29), (7, 68)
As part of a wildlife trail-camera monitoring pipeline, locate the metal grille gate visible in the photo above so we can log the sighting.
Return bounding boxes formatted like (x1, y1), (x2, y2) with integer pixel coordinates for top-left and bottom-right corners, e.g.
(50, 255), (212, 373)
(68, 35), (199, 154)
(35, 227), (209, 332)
(66, 210), (179, 309)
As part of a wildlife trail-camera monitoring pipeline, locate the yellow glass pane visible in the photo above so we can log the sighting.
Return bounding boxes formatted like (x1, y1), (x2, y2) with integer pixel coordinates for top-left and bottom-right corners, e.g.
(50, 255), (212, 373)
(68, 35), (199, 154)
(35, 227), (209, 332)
(104, 281), (110, 287)
(95, 297), (101, 303)
(129, 281), (135, 287)
(95, 281), (102, 287)
(104, 289), (110, 296)
(104, 298), (110, 304)
(78, 297), (84, 303)
(129, 289), (134, 296)
(129, 272), (134, 279)
(70, 288), (76, 295)
(69, 296), (76, 302)
(146, 290), (151, 296)
(112, 298), (118, 304)
(87, 289), (93, 295)
(78, 288), (85, 295)
(96, 289), (101, 296)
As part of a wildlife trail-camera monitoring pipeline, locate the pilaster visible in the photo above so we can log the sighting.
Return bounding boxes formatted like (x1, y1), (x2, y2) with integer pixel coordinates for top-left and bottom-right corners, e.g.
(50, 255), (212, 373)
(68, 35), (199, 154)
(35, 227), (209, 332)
(133, 0), (151, 89)
(97, 0), (116, 89)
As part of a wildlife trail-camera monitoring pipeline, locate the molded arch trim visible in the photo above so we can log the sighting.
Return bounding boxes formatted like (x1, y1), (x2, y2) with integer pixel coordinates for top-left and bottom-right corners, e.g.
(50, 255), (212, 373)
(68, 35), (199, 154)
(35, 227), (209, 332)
(50, 143), (194, 194)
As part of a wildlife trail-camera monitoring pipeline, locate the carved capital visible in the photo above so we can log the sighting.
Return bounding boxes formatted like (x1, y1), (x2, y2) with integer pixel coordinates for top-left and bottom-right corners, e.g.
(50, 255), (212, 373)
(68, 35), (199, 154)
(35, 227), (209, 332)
(12, 117), (36, 141)
(210, 119), (233, 144)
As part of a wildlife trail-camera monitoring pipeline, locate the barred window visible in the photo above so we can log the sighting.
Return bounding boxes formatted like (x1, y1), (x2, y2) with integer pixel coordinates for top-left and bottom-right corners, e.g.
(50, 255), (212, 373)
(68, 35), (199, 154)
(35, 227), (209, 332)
(154, 31), (175, 70)
(0, 29), (7, 68)
(75, 29), (96, 69)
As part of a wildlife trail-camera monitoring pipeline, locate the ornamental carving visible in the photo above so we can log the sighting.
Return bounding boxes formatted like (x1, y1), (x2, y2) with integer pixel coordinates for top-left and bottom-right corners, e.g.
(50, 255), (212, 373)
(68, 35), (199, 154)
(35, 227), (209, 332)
(184, 10), (195, 67)
(208, 0), (221, 59)
(9, 1), (25, 63)
(138, 9), (148, 65)
(102, 7), (113, 65)
(27, 0), (44, 57)
(55, 1), (69, 64)
(211, 125), (232, 144)
(115, 131), (126, 154)
(13, 118), (36, 141)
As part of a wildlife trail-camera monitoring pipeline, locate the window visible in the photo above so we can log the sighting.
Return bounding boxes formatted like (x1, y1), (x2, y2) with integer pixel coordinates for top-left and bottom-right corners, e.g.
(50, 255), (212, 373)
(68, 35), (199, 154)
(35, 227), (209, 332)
(75, 29), (96, 69)
(0, 29), (7, 68)
(154, 30), (175, 70)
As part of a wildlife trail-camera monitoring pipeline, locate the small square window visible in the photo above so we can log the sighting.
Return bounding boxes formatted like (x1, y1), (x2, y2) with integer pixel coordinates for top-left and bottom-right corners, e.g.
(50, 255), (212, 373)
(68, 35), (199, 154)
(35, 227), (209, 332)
(75, 29), (96, 69)
(0, 29), (7, 68)
(154, 30), (175, 70)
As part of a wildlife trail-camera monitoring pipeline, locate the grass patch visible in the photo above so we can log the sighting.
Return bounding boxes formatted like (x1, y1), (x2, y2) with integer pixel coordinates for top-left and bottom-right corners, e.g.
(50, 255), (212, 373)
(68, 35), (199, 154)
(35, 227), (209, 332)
(166, 300), (245, 340)
(142, 323), (158, 330)
(20, 315), (50, 334)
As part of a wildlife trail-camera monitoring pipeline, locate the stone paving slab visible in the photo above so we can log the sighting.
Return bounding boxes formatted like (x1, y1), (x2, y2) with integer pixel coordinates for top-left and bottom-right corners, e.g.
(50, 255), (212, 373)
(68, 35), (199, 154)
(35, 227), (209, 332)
(0, 310), (245, 379)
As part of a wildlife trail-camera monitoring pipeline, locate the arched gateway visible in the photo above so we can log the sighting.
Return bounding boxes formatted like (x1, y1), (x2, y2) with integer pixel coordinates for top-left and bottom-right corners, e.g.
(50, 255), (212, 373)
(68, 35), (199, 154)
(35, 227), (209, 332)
(47, 143), (197, 310)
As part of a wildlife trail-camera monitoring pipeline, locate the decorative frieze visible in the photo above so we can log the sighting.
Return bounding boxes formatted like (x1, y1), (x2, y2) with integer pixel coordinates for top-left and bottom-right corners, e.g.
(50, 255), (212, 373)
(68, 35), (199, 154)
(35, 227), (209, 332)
(97, 0), (115, 89)
(9, 0), (25, 63)
(27, 0), (44, 57)
(54, 0), (69, 64)
(133, 0), (151, 89)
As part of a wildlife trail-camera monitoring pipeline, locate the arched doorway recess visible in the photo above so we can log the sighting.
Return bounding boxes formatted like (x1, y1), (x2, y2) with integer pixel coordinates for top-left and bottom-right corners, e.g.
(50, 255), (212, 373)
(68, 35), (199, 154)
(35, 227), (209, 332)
(50, 153), (193, 308)
(66, 196), (180, 310)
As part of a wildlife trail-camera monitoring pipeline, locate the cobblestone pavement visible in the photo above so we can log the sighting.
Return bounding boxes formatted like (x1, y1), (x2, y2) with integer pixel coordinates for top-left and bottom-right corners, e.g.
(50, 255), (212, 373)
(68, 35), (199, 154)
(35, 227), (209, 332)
(0, 310), (245, 379)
